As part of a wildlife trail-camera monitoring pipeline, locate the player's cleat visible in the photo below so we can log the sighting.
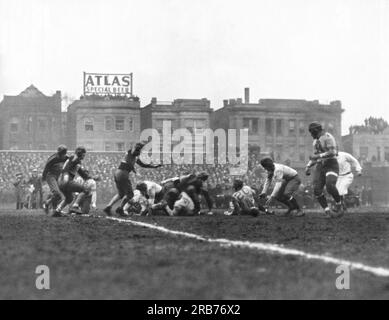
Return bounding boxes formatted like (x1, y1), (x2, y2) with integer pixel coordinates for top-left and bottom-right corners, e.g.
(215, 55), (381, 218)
(122, 210), (131, 217)
(323, 208), (332, 219)
(70, 204), (83, 215)
(103, 206), (112, 216)
(52, 210), (65, 217)
(249, 207), (261, 217)
(115, 207), (127, 217)
(43, 202), (49, 215)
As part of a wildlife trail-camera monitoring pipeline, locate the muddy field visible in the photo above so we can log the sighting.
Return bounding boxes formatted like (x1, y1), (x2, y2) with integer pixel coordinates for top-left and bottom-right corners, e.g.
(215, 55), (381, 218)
(0, 208), (389, 300)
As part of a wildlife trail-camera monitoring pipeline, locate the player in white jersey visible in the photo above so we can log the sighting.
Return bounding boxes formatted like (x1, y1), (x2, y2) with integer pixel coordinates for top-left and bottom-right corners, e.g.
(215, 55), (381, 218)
(260, 158), (304, 217)
(70, 172), (98, 215)
(143, 180), (164, 205)
(336, 151), (362, 210)
(163, 186), (196, 216)
(224, 179), (265, 216)
(123, 182), (150, 216)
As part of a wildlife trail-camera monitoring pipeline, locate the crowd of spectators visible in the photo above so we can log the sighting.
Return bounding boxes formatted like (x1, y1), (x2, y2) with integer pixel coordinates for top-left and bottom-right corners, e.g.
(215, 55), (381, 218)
(0, 151), (269, 205)
(0, 151), (371, 208)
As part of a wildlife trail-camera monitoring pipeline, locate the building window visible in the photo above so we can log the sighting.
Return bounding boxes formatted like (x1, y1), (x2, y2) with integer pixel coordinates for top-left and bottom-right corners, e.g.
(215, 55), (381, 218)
(115, 117), (125, 131)
(85, 142), (93, 151)
(299, 145), (305, 161)
(10, 145), (19, 150)
(105, 142), (113, 151)
(105, 117), (114, 131)
(276, 119), (282, 136)
(251, 119), (258, 133)
(360, 146), (369, 160)
(116, 142), (125, 152)
(38, 144), (47, 150)
(27, 116), (33, 133)
(84, 118), (94, 131)
(10, 117), (19, 133)
(299, 121), (305, 135)
(38, 117), (48, 131)
(265, 119), (273, 135)
(243, 118), (250, 129)
(243, 118), (258, 134)
(385, 147), (389, 162)
(275, 144), (282, 161)
(129, 118), (134, 132)
(377, 147), (381, 162)
(328, 122), (335, 134)
(289, 120), (296, 135)
(194, 119), (206, 129)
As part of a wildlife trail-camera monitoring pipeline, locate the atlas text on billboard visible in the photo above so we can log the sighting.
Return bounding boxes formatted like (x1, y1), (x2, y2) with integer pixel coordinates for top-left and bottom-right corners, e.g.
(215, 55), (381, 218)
(83, 72), (133, 96)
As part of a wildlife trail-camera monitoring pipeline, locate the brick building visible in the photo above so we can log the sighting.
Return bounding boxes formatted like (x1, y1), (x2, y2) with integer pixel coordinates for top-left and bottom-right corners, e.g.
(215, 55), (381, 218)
(141, 98), (212, 154)
(342, 128), (389, 163)
(0, 85), (62, 150)
(213, 88), (343, 167)
(66, 95), (141, 151)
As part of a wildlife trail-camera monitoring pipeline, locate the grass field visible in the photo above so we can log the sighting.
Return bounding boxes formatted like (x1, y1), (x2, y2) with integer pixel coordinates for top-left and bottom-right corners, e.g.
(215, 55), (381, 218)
(1, 208), (389, 300)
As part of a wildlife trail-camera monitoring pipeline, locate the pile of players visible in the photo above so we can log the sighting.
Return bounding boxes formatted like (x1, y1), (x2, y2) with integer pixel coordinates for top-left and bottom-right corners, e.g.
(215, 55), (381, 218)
(41, 121), (362, 219)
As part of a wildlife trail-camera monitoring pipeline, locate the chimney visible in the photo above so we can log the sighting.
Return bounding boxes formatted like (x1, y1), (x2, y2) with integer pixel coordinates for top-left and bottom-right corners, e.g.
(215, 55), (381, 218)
(223, 99), (228, 107)
(244, 87), (250, 104)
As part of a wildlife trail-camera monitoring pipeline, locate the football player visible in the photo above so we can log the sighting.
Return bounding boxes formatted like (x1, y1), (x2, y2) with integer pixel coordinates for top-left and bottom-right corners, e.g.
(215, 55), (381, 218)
(166, 186), (197, 216)
(306, 122), (343, 218)
(123, 182), (150, 216)
(260, 158), (304, 217)
(224, 179), (263, 216)
(160, 172), (213, 215)
(336, 151), (362, 211)
(42, 145), (69, 213)
(103, 142), (162, 216)
(54, 147), (90, 217)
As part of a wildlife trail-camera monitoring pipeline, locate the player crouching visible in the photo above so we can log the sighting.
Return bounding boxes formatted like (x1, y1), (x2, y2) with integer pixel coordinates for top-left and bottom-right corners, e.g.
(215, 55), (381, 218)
(224, 179), (270, 216)
(70, 172), (100, 215)
(260, 158), (304, 217)
(122, 181), (164, 216)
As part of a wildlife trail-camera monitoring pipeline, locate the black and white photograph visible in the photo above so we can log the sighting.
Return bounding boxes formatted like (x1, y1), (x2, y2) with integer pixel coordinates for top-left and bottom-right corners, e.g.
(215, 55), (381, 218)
(0, 0), (389, 303)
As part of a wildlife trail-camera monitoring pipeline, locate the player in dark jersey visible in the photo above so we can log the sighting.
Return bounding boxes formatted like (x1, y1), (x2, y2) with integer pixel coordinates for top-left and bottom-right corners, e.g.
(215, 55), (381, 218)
(306, 122), (343, 218)
(160, 172), (213, 215)
(103, 142), (162, 216)
(42, 145), (69, 213)
(177, 172), (213, 215)
(53, 146), (90, 217)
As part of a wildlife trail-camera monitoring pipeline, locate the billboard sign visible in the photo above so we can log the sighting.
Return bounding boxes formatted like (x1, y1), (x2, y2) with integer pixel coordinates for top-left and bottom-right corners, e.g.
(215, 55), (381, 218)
(83, 72), (133, 96)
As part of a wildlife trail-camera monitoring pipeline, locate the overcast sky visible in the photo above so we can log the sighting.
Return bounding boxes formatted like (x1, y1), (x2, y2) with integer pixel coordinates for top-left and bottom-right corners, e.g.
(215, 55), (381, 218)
(1, 0), (388, 134)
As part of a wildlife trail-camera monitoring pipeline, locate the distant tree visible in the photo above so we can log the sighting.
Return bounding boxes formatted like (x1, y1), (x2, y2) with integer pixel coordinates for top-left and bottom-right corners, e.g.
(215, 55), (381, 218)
(349, 117), (388, 134)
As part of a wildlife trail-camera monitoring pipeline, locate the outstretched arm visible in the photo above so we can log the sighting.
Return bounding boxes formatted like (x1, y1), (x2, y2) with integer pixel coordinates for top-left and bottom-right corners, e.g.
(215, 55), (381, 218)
(136, 158), (162, 169)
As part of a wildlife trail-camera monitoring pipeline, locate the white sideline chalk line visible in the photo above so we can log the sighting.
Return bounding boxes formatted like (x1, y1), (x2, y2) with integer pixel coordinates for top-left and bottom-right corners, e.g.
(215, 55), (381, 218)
(107, 216), (389, 278)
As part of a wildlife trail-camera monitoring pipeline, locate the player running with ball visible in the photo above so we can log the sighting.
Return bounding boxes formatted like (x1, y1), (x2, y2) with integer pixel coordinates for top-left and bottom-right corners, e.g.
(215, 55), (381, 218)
(305, 122), (343, 218)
